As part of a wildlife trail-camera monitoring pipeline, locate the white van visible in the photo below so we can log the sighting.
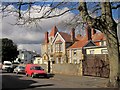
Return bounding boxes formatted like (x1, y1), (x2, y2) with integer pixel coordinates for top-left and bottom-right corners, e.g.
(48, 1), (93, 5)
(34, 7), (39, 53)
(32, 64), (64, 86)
(2, 61), (13, 71)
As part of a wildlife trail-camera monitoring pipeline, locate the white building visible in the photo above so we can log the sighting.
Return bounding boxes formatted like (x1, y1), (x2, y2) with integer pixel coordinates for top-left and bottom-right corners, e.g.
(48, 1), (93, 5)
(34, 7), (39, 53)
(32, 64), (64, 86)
(33, 55), (43, 64)
(17, 49), (37, 64)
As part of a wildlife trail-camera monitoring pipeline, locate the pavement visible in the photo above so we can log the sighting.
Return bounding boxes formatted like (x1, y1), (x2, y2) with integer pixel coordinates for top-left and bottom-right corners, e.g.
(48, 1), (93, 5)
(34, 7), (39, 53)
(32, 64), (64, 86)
(49, 73), (109, 88)
(1, 71), (110, 88)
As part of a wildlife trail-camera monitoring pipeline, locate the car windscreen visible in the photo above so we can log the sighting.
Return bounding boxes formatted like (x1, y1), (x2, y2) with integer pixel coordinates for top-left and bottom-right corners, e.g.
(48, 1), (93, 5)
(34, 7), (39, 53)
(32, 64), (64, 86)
(19, 66), (25, 69)
(32, 66), (44, 70)
(4, 63), (11, 65)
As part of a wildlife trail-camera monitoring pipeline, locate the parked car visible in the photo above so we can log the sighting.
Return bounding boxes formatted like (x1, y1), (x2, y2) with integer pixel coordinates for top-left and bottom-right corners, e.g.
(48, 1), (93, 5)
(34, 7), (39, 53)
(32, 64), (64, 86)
(25, 64), (47, 78)
(13, 65), (25, 74)
(2, 61), (13, 72)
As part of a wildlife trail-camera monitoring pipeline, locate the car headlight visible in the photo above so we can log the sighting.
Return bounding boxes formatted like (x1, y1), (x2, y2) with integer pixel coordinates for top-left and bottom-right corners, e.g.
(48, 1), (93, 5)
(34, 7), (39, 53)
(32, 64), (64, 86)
(18, 69), (21, 71)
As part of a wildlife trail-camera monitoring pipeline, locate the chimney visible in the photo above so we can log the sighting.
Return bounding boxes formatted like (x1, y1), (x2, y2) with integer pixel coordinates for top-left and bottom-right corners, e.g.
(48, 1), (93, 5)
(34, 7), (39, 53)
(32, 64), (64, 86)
(91, 28), (96, 36)
(45, 32), (49, 43)
(85, 25), (91, 40)
(70, 28), (75, 42)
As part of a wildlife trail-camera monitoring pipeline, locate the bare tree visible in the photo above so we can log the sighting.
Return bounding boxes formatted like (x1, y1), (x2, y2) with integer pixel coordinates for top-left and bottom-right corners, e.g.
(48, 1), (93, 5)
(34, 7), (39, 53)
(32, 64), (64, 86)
(78, 1), (120, 87)
(1, 0), (120, 87)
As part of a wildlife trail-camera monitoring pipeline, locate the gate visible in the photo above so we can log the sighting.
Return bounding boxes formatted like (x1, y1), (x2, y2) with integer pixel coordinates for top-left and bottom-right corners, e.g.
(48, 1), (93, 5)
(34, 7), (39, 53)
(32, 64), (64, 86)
(83, 54), (110, 78)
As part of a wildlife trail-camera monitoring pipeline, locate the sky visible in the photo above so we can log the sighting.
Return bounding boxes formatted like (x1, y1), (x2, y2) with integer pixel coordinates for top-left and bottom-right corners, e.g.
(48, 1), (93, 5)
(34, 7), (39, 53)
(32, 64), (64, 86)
(1, 1), (120, 54)
(1, 2), (80, 54)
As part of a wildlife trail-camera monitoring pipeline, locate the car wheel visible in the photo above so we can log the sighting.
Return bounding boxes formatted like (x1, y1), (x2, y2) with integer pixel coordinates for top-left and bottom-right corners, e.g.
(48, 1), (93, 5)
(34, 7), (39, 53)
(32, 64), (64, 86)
(44, 74), (48, 78)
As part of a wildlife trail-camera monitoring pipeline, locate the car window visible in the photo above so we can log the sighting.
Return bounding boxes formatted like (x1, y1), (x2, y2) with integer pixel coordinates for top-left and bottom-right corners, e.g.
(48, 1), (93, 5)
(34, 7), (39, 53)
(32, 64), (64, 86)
(15, 67), (18, 69)
(30, 67), (34, 70)
(30, 66), (44, 70)
(34, 66), (44, 70)
(19, 66), (25, 69)
(4, 63), (11, 65)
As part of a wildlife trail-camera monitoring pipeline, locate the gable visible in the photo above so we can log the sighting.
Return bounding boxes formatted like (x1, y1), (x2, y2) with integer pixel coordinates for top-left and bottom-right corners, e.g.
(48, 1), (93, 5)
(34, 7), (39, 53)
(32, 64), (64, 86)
(84, 41), (96, 47)
(52, 32), (65, 45)
(42, 53), (49, 60)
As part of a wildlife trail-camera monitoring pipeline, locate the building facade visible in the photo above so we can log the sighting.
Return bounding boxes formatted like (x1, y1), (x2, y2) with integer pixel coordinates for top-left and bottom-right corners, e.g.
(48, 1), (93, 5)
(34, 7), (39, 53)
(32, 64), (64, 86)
(33, 55), (43, 64)
(41, 26), (107, 65)
(17, 49), (37, 64)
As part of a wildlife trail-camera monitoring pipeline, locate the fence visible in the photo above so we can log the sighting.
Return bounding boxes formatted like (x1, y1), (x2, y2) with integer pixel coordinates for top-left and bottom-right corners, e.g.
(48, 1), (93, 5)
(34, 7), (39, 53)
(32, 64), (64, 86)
(83, 54), (110, 78)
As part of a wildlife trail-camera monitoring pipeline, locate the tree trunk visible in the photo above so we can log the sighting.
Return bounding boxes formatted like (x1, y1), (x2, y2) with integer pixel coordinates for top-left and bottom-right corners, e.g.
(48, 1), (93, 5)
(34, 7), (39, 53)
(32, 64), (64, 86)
(104, 27), (120, 87)
(78, 2), (120, 87)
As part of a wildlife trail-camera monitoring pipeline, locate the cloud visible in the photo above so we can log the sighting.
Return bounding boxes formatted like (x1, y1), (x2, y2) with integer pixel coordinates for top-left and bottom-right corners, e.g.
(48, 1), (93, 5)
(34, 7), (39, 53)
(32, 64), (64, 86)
(17, 44), (41, 54)
(2, 3), (119, 54)
(1, 4), (76, 54)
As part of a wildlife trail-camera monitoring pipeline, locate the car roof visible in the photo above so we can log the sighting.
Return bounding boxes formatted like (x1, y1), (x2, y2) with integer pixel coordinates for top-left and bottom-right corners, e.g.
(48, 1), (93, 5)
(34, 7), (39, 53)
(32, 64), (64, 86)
(27, 64), (39, 66)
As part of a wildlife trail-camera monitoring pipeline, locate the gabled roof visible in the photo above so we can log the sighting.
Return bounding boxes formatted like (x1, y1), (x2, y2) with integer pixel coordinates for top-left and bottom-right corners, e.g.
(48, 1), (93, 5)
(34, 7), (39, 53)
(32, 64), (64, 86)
(68, 32), (106, 49)
(52, 32), (65, 44)
(49, 26), (58, 37)
(59, 32), (72, 42)
(68, 40), (96, 49)
(92, 33), (106, 41)
(84, 40), (96, 47)
(68, 40), (88, 49)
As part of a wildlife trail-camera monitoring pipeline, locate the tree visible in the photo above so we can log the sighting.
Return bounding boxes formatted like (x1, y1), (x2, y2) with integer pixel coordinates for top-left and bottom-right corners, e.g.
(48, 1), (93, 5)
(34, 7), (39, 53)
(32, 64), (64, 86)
(78, 1), (120, 87)
(1, 38), (18, 63)
(1, 1), (120, 87)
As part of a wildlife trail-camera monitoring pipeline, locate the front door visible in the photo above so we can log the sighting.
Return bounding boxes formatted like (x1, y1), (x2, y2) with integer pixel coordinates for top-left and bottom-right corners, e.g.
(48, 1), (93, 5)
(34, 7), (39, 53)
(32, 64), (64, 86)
(48, 61), (50, 73)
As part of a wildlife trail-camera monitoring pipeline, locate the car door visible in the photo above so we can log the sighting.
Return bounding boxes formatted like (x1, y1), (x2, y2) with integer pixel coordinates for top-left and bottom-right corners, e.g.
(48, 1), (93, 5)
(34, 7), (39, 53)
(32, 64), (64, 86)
(29, 66), (34, 76)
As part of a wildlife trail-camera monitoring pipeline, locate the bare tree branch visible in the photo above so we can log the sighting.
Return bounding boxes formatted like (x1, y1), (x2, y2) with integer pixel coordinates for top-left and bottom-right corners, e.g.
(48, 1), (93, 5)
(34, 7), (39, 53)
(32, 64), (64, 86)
(111, 2), (120, 9)
(78, 2), (102, 30)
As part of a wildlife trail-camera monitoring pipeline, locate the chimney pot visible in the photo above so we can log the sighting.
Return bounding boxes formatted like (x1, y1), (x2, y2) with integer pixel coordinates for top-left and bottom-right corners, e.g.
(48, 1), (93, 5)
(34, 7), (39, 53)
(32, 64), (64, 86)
(85, 25), (91, 40)
(91, 28), (96, 36)
(45, 32), (49, 43)
(70, 28), (75, 42)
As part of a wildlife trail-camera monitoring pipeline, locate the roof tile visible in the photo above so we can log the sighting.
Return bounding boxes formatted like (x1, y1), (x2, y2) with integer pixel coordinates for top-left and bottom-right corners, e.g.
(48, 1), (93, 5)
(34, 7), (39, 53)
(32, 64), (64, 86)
(59, 32), (72, 42)
(68, 32), (106, 49)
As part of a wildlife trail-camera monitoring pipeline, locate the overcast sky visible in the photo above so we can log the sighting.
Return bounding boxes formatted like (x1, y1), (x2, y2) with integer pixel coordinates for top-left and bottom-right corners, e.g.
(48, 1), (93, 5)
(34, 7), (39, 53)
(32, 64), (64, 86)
(1, 2), (120, 54)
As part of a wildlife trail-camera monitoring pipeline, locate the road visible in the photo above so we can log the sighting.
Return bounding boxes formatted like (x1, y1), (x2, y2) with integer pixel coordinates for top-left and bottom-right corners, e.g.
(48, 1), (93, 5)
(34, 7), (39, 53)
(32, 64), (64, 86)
(1, 71), (110, 89)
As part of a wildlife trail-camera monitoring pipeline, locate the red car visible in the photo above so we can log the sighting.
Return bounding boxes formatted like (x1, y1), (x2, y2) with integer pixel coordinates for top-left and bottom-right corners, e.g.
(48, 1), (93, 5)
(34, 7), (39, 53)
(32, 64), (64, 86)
(25, 64), (47, 78)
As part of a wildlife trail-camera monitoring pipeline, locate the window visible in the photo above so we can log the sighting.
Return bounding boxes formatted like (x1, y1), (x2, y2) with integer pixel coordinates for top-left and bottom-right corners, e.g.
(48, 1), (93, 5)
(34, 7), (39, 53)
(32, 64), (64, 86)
(55, 43), (62, 52)
(101, 41), (106, 46)
(101, 49), (108, 54)
(43, 56), (46, 60)
(74, 59), (77, 64)
(55, 44), (58, 52)
(51, 46), (53, 52)
(51, 38), (53, 42)
(30, 66), (43, 70)
(38, 61), (40, 64)
(52, 61), (55, 64)
(56, 57), (62, 64)
(73, 50), (77, 56)
(58, 57), (61, 63)
(90, 50), (94, 54)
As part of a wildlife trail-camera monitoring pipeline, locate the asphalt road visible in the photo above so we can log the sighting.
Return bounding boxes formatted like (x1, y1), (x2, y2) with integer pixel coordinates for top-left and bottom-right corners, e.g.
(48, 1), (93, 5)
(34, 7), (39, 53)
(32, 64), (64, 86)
(1, 71), (110, 89)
